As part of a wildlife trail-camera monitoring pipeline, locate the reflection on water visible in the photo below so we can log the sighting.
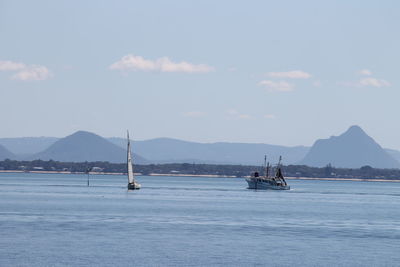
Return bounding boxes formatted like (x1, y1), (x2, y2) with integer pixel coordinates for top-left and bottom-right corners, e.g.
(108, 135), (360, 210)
(0, 173), (399, 266)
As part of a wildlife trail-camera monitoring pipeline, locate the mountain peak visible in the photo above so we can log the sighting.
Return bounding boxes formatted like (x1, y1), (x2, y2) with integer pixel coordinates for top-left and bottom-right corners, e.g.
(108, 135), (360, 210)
(31, 130), (147, 164)
(66, 131), (105, 142)
(300, 125), (400, 168)
(344, 125), (365, 136)
(70, 130), (98, 137)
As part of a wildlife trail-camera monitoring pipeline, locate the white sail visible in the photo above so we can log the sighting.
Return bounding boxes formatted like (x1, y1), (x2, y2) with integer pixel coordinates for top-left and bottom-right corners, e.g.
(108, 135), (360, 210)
(127, 132), (135, 184)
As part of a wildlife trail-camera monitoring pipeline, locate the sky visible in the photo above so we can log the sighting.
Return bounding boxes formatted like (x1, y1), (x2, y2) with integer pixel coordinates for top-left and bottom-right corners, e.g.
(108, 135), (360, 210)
(1, 0), (399, 149)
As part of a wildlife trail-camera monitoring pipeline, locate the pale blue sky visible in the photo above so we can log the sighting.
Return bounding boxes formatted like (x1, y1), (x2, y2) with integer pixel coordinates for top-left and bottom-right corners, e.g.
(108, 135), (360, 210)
(1, 0), (399, 149)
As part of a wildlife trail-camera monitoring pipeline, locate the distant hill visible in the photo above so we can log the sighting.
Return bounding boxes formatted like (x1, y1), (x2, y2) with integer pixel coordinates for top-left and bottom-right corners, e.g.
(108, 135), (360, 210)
(109, 137), (309, 165)
(0, 144), (15, 160)
(30, 131), (147, 164)
(0, 137), (58, 155)
(299, 125), (400, 168)
(3, 128), (400, 167)
(385, 148), (400, 163)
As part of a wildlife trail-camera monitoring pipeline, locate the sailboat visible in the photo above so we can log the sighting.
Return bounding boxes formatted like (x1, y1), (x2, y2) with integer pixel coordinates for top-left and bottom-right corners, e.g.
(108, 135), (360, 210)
(127, 131), (141, 190)
(245, 156), (290, 190)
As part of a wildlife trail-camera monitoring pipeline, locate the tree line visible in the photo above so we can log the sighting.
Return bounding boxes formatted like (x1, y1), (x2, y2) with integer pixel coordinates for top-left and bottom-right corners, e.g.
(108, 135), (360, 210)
(0, 159), (399, 180)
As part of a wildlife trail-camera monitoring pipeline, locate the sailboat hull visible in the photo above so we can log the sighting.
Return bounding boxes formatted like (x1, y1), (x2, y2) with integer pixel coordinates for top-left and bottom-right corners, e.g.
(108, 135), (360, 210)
(127, 182), (141, 190)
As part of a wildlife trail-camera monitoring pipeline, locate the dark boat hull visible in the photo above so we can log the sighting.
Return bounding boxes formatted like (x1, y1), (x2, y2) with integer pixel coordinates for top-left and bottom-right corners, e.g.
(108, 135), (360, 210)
(245, 178), (290, 190)
(127, 182), (141, 190)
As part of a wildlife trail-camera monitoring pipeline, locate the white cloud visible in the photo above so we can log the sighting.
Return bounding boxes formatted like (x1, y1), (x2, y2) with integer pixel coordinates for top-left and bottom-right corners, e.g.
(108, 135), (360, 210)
(259, 80), (294, 92)
(226, 109), (239, 115)
(340, 77), (391, 88)
(110, 54), (214, 73)
(264, 114), (276, 119)
(0, 60), (26, 71)
(358, 69), (372, 76)
(238, 114), (252, 119)
(12, 65), (51, 81)
(225, 109), (252, 120)
(341, 69), (390, 88)
(312, 80), (322, 87)
(266, 70), (311, 79)
(183, 111), (206, 118)
(359, 77), (390, 87)
(0, 60), (51, 81)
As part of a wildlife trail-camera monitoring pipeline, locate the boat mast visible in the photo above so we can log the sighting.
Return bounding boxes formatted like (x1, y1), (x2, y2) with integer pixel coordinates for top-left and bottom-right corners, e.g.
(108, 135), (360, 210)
(264, 155), (267, 178)
(127, 130), (135, 184)
(276, 155), (287, 184)
(275, 156), (281, 175)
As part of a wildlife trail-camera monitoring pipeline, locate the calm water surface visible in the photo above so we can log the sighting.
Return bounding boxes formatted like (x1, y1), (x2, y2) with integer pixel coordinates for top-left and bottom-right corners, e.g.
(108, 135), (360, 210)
(0, 173), (399, 266)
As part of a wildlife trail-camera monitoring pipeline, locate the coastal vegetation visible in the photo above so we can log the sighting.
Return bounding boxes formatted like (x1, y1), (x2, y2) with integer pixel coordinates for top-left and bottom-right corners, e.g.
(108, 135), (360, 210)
(0, 159), (399, 180)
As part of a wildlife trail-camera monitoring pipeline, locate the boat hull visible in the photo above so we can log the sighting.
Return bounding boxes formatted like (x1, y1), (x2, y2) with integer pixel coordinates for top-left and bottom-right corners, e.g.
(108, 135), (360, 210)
(246, 178), (290, 190)
(127, 182), (141, 190)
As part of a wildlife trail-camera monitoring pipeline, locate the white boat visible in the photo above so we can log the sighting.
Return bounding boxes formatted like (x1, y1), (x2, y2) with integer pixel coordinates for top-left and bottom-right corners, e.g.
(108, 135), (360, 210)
(127, 131), (141, 190)
(245, 156), (290, 190)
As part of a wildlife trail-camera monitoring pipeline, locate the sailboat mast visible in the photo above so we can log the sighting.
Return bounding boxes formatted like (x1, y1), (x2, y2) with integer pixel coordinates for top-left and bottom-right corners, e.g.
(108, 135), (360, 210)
(127, 131), (135, 184)
(127, 130), (130, 164)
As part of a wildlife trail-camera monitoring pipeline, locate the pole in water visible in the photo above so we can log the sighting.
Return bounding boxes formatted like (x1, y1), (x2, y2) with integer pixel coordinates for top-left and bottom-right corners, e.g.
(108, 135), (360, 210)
(86, 167), (91, 187)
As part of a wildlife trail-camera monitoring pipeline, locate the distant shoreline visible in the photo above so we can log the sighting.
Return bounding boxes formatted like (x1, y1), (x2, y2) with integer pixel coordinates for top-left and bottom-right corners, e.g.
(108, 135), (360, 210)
(1, 170), (399, 182)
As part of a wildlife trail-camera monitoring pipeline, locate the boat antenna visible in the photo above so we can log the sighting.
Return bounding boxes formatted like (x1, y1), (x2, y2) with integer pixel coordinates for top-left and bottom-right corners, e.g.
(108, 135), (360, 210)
(264, 155), (267, 177)
(264, 155), (267, 168)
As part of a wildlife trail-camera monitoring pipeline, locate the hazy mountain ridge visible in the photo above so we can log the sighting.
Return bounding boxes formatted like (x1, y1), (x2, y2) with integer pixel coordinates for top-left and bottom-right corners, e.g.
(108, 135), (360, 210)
(0, 144), (15, 160)
(27, 131), (148, 164)
(385, 148), (400, 163)
(1, 127), (400, 168)
(300, 126), (400, 168)
(0, 137), (59, 155)
(110, 137), (310, 165)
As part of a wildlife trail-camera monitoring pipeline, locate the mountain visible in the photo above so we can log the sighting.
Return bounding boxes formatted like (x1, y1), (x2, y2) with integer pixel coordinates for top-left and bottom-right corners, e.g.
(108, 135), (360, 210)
(3, 128), (399, 167)
(109, 137), (309, 165)
(30, 131), (147, 164)
(0, 144), (15, 160)
(299, 125), (400, 168)
(385, 148), (400, 163)
(0, 137), (58, 155)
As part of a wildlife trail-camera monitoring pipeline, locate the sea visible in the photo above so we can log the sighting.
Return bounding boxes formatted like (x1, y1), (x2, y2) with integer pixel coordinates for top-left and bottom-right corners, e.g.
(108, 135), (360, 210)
(0, 172), (399, 267)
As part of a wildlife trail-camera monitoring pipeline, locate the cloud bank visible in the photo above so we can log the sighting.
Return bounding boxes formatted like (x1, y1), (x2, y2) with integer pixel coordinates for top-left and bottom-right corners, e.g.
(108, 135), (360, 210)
(110, 54), (214, 73)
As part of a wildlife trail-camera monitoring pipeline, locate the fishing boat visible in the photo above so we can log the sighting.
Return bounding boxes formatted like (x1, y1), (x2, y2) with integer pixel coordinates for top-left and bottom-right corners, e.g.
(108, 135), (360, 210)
(127, 131), (141, 190)
(245, 156), (290, 190)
